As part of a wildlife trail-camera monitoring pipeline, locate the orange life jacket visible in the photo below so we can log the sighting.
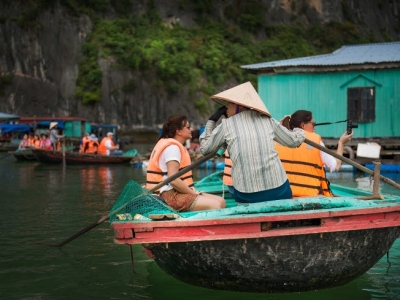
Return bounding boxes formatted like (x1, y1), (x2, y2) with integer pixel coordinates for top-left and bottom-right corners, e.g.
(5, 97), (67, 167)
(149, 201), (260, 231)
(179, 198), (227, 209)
(80, 136), (90, 153)
(223, 150), (233, 186)
(84, 141), (99, 154)
(146, 138), (194, 194)
(275, 131), (333, 197)
(34, 140), (41, 148)
(98, 137), (114, 155)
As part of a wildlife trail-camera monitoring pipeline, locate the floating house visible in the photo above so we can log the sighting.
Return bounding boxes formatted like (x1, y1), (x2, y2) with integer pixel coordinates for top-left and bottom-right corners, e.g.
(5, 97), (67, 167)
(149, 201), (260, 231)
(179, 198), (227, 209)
(0, 112), (20, 122)
(18, 116), (92, 140)
(242, 41), (400, 164)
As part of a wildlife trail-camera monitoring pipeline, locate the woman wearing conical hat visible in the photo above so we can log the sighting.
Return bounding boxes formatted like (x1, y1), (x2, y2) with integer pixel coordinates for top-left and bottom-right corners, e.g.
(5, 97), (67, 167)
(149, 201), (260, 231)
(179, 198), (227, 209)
(49, 122), (65, 151)
(200, 82), (306, 204)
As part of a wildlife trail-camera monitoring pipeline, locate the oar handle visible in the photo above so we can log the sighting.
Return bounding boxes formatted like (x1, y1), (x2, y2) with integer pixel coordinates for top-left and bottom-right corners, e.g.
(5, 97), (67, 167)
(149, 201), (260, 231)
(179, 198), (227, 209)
(304, 138), (400, 190)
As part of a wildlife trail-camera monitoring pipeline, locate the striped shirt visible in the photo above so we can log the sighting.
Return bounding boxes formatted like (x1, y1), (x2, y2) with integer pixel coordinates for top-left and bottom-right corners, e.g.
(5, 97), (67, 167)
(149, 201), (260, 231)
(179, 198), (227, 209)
(200, 110), (305, 193)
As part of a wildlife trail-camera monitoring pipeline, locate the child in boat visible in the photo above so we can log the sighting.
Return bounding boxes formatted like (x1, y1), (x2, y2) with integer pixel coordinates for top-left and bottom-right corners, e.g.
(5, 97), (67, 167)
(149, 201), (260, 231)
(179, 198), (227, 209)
(18, 134), (30, 150)
(40, 134), (52, 150)
(31, 134), (41, 148)
(146, 115), (226, 212)
(276, 110), (353, 197)
(200, 82), (305, 204)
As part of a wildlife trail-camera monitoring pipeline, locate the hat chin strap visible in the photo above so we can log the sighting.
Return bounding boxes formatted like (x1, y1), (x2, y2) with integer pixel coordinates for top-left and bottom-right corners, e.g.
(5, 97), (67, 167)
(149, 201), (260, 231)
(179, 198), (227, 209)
(235, 105), (241, 115)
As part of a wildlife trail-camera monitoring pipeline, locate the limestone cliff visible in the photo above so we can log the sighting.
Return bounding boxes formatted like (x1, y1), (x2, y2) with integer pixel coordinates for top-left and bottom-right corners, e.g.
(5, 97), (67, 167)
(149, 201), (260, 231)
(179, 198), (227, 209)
(0, 0), (398, 131)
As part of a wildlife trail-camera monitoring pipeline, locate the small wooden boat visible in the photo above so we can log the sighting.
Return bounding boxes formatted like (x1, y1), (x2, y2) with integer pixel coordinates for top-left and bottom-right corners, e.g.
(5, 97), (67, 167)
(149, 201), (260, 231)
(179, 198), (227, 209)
(8, 149), (36, 161)
(31, 149), (136, 165)
(110, 171), (400, 293)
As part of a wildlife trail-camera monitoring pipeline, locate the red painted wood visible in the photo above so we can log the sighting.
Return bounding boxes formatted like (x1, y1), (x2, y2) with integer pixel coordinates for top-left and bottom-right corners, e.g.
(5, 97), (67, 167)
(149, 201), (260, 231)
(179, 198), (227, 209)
(113, 209), (400, 245)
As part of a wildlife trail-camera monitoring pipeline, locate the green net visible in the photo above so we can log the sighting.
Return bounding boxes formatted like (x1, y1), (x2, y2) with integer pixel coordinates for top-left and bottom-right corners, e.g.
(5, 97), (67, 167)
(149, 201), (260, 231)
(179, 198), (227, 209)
(123, 149), (138, 156)
(109, 180), (178, 222)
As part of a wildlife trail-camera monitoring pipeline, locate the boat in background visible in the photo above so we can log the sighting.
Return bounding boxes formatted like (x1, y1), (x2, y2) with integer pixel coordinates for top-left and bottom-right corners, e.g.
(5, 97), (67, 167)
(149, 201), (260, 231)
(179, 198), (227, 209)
(31, 148), (138, 165)
(8, 149), (36, 161)
(110, 171), (400, 293)
(19, 116), (92, 151)
(0, 124), (33, 152)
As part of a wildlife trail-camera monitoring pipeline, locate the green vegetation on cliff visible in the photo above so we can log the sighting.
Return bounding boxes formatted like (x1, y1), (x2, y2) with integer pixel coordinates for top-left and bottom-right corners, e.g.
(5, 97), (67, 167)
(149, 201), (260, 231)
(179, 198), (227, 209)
(9, 0), (379, 111)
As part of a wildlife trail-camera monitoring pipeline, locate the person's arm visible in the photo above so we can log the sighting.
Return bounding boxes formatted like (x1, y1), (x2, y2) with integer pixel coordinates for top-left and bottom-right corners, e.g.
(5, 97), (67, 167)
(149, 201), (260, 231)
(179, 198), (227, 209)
(53, 130), (65, 139)
(105, 140), (112, 150)
(166, 160), (198, 195)
(320, 140), (336, 172)
(199, 120), (225, 155)
(273, 118), (305, 147)
(333, 130), (354, 171)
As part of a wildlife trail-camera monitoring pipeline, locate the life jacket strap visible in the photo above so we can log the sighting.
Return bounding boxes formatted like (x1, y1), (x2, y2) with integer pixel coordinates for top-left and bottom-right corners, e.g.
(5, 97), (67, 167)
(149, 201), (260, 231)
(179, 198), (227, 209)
(281, 159), (322, 170)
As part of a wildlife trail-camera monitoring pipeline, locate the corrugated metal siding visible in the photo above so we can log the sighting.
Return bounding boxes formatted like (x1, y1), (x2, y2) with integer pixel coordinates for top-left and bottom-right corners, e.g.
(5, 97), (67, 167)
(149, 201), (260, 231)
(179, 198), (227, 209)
(258, 69), (400, 139)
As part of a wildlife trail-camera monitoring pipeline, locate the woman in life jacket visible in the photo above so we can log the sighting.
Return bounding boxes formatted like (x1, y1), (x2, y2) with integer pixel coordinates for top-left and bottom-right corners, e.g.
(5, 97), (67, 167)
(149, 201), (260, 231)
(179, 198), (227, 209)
(31, 134), (41, 148)
(18, 134), (30, 150)
(276, 110), (353, 197)
(146, 115), (226, 212)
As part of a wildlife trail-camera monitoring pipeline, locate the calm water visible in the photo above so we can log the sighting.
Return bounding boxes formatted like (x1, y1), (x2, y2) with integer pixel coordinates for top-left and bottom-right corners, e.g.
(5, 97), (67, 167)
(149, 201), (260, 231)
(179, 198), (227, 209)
(1, 146), (400, 300)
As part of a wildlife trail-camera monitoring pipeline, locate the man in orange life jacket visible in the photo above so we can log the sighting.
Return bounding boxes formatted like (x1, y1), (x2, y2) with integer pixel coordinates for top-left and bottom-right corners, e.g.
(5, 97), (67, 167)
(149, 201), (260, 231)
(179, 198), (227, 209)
(98, 132), (122, 156)
(146, 115), (225, 212)
(276, 110), (353, 197)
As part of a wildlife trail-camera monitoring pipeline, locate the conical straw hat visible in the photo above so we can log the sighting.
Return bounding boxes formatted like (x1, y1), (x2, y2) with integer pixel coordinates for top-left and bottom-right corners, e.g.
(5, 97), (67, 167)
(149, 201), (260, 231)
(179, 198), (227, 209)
(49, 122), (58, 129)
(211, 82), (271, 117)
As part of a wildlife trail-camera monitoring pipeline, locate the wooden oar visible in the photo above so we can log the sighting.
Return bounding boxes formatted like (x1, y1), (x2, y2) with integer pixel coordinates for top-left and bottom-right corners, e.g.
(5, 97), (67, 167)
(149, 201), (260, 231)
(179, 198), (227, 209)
(62, 138), (66, 168)
(304, 138), (400, 190)
(51, 147), (221, 247)
(0, 153), (11, 160)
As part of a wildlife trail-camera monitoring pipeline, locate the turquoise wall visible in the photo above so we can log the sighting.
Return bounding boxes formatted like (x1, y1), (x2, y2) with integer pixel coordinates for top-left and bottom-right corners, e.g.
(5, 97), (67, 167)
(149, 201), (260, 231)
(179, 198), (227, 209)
(64, 120), (91, 138)
(258, 69), (400, 139)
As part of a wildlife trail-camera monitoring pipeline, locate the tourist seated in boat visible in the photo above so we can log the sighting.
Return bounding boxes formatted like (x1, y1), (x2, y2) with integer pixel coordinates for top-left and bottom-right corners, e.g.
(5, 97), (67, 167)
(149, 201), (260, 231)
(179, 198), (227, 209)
(40, 134), (52, 150)
(79, 132), (90, 153)
(276, 110), (353, 197)
(83, 134), (99, 154)
(200, 82), (305, 204)
(17, 134), (30, 150)
(98, 132), (122, 156)
(31, 134), (41, 148)
(28, 132), (35, 146)
(49, 122), (65, 151)
(146, 115), (225, 212)
(222, 149), (234, 196)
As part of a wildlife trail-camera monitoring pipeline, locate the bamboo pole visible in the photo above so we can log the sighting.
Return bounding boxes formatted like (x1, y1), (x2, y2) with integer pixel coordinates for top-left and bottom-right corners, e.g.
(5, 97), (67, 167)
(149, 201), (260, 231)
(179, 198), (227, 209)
(304, 138), (400, 190)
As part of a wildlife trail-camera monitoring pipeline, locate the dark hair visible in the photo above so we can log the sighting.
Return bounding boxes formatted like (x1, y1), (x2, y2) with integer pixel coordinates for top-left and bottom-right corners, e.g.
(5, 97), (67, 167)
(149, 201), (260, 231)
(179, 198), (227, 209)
(281, 110), (313, 130)
(159, 115), (188, 140)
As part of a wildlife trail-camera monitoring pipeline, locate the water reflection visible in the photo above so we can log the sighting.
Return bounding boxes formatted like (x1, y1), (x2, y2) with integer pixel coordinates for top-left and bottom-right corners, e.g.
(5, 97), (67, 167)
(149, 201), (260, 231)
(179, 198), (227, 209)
(80, 167), (114, 197)
(363, 240), (400, 299)
(1, 156), (400, 300)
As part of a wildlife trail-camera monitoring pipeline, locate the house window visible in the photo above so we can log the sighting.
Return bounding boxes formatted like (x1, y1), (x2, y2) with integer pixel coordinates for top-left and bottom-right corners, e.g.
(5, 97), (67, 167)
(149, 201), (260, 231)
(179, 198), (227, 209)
(347, 87), (375, 122)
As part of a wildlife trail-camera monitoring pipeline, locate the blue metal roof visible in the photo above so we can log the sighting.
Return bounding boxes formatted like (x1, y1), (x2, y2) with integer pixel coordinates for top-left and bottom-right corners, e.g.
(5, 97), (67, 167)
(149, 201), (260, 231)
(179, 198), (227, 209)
(0, 124), (32, 133)
(0, 112), (20, 121)
(242, 41), (400, 70)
